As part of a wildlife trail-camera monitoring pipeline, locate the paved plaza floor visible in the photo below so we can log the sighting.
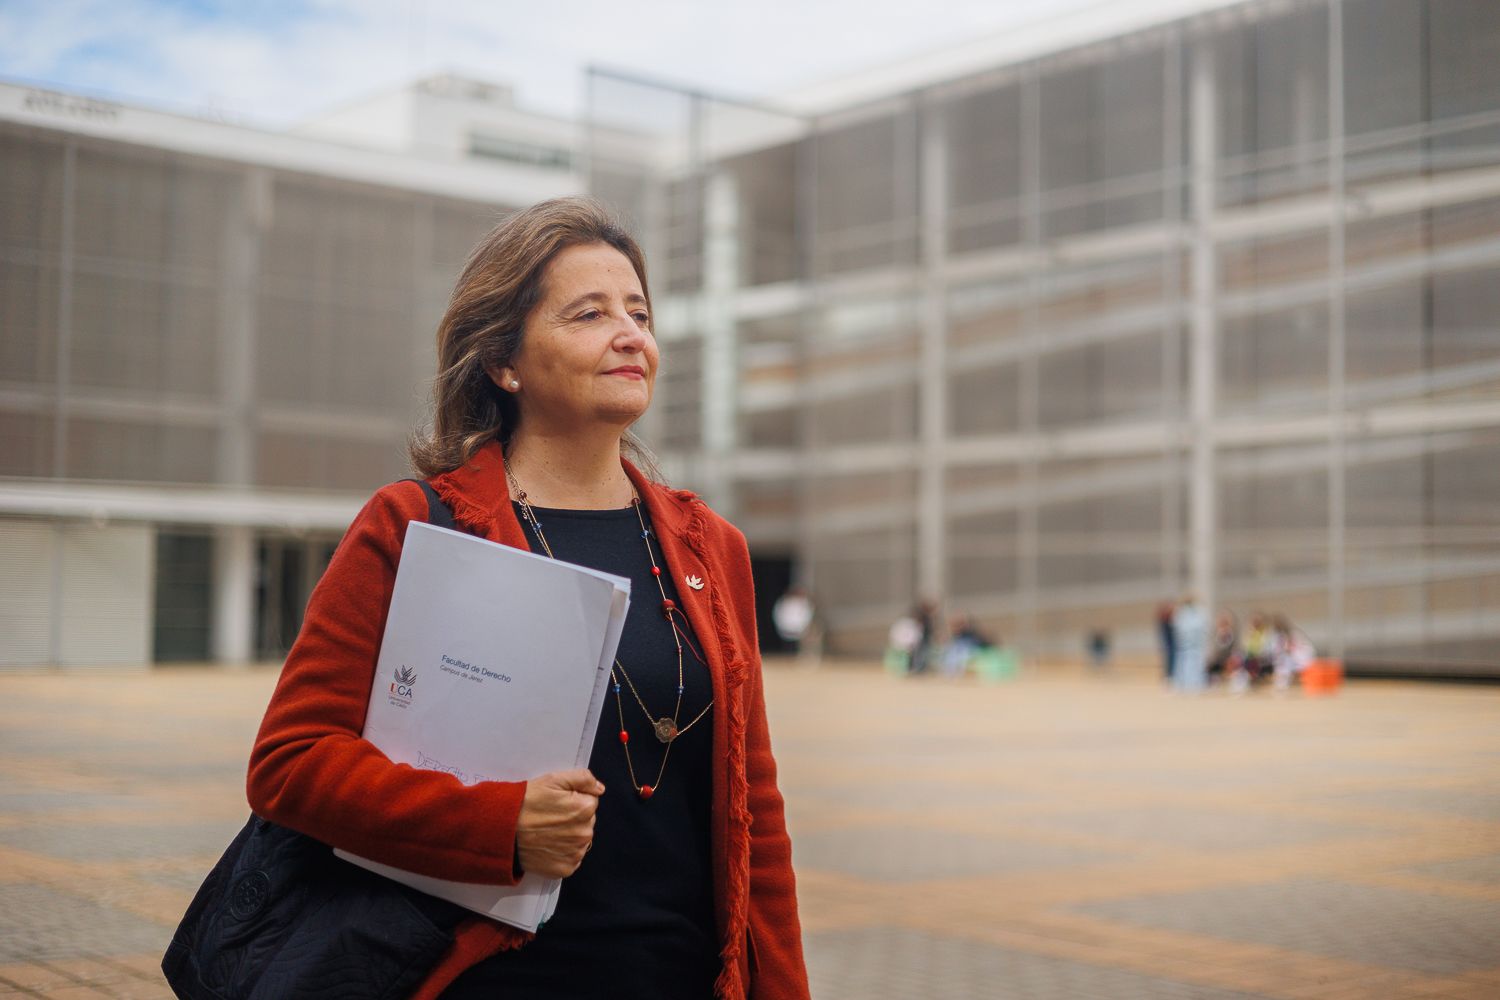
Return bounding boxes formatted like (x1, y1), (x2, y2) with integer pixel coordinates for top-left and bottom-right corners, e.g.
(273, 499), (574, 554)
(0, 662), (1497, 998)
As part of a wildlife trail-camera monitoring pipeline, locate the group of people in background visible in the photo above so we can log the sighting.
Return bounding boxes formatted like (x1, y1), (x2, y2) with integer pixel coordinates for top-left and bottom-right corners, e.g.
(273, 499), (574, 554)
(1159, 598), (1316, 693)
(887, 602), (1013, 679)
(796, 588), (1315, 693)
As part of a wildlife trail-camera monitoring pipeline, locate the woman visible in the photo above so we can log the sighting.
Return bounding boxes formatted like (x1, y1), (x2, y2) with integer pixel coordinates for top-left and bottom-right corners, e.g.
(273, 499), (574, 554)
(246, 197), (809, 999)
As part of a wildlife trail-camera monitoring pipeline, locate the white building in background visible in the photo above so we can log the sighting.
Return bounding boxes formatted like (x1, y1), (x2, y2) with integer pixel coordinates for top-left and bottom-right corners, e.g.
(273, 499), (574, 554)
(0, 75), (641, 668)
(3, 0), (1499, 676)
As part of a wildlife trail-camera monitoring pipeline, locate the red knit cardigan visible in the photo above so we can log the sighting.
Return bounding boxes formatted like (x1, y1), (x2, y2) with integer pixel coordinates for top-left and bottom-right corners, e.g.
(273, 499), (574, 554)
(246, 441), (810, 1000)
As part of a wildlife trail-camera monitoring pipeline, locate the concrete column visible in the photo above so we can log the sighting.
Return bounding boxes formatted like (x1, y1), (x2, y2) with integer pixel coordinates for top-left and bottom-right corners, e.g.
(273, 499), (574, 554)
(211, 168), (267, 668)
(212, 524), (255, 667)
(1188, 35), (1219, 615)
(1018, 66), (1043, 659)
(916, 94), (948, 605)
(701, 168), (740, 516)
(1327, 0), (1348, 658)
(218, 168), (268, 488)
(1162, 29), (1187, 594)
(49, 521), (65, 666)
(53, 141), (76, 480)
(794, 121), (821, 597)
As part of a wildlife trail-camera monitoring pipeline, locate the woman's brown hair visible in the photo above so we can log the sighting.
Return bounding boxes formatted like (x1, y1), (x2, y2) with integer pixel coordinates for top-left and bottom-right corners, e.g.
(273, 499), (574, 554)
(409, 196), (659, 477)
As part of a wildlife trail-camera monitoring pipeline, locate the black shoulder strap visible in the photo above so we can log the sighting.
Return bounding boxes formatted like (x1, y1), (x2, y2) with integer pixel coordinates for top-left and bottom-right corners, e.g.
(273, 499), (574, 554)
(405, 479), (456, 532)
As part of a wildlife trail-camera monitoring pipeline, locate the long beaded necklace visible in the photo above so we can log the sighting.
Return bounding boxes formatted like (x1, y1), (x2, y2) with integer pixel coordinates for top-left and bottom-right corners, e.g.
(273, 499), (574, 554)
(507, 465), (713, 801)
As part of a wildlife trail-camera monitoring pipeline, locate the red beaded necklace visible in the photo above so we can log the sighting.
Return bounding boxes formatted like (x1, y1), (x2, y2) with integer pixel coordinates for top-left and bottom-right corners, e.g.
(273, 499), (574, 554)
(507, 465), (713, 801)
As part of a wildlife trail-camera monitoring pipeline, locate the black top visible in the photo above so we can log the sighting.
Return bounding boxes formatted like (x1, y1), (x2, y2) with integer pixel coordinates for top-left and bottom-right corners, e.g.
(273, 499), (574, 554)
(440, 502), (719, 1000)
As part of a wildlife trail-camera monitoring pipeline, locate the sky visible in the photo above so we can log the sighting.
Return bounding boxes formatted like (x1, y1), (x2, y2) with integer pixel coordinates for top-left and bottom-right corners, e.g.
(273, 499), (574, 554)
(0, 0), (1117, 127)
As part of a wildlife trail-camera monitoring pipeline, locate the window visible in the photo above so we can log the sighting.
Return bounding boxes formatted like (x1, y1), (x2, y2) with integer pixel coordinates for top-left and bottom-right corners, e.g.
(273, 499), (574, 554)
(467, 133), (573, 170)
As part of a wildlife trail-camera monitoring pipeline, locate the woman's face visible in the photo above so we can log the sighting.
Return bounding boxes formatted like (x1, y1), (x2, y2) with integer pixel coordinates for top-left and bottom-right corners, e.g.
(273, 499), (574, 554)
(500, 241), (657, 434)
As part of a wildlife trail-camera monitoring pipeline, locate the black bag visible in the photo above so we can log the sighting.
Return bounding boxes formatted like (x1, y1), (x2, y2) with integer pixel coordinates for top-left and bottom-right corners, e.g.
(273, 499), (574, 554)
(161, 815), (470, 1000)
(162, 481), (471, 1000)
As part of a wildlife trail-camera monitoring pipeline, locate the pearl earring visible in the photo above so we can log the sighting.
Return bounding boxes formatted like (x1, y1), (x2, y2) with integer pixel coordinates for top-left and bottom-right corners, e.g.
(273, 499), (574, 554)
(510, 380), (519, 389)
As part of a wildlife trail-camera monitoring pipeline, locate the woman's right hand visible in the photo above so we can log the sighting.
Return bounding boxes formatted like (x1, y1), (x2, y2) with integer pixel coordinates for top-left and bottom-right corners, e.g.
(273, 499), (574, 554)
(515, 769), (605, 878)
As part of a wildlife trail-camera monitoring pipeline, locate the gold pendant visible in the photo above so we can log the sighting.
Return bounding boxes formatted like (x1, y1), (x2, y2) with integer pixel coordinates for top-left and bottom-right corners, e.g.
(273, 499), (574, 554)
(653, 717), (678, 743)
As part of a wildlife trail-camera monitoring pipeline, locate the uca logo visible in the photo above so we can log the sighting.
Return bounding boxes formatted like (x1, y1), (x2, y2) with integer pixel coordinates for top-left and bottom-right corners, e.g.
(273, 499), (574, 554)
(390, 665), (417, 701)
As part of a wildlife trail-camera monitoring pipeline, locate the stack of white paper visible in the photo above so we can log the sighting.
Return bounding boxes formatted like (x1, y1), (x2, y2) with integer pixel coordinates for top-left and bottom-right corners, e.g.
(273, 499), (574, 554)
(333, 520), (630, 931)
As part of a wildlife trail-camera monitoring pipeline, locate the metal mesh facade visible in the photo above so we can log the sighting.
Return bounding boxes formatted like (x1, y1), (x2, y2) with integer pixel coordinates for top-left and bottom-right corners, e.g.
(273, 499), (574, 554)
(0, 120), (510, 491)
(589, 0), (1500, 672)
(0, 119), (515, 664)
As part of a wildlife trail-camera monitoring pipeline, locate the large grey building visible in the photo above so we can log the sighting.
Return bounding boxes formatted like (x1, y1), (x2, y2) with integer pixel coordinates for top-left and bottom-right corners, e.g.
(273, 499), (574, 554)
(598, 0), (1500, 673)
(2, 0), (1497, 674)
(0, 75), (635, 667)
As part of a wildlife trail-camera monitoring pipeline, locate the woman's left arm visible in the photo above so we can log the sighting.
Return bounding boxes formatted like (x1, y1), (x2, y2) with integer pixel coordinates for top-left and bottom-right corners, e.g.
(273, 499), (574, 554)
(726, 534), (812, 1000)
(742, 661), (812, 1000)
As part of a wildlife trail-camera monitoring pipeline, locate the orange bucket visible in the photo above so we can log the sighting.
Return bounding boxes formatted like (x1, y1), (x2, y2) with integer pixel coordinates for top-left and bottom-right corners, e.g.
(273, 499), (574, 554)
(1301, 658), (1344, 695)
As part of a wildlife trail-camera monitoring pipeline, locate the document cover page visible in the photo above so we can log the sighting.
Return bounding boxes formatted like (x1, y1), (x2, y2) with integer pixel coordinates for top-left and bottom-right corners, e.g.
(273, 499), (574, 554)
(335, 520), (630, 928)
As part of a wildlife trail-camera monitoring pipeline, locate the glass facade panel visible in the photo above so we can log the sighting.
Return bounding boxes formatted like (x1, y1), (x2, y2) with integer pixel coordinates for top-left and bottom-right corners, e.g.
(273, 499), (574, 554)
(262, 177), (417, 294)
(738, 314), (800, 392)
(725, 142), (799, 286)
(656, 335), (704, 452)
(70, 270), (219, 397)
(0, 126), (66, 251)
(1219, 443), (1330, 598)
(153, 531), (213, 663)
(0, 411), (53, 477)
(1219, 229), (1328, 295)
(0, 260), (59, 386)
(1429, 264), (1500, 374)
(948, 508), (1019, 598)
(255, 430), (405, 491)
(1034, 41), (1179, 237)
(1038, 329), (1167, 429)
(256, 289), (415, 412)
(662, 175), (704, 294)
(948, 362), (1020, 437)
(1036, 456), (1168, 594)
(74, 146), (233, 271)
(1215, 5), (1329, 207)
(1037, 256), (1169, 330)
(1344, 0), (1423, 134)
(804, 295), (920, 447)
(807, 385), (917, 448)
(431, 201), (502, 270)
(813, 108), (918, 274)
(945, 81), (1023, 253)
(255, 535), (338, 661)
(947, 279), (1025, 351)
(65, 419), (219, 484)
(1344, 429), (1500, 668)
(1345, 0), (1500, 180)
(1427, 0), (1500, 170)
(802, 469), (918, 629)
(1345, 278), (1425, 387)
(808, 525), (916, 612)
(741, 408), (797, 449)
(1219, 301), (1329, 413)
(808, 469), (916, 519)
(736, 478), (797, 523)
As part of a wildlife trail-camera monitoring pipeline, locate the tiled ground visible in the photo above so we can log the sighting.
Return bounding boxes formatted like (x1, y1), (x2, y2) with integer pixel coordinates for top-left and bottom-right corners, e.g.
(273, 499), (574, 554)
(0, 664), (1497, 998)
